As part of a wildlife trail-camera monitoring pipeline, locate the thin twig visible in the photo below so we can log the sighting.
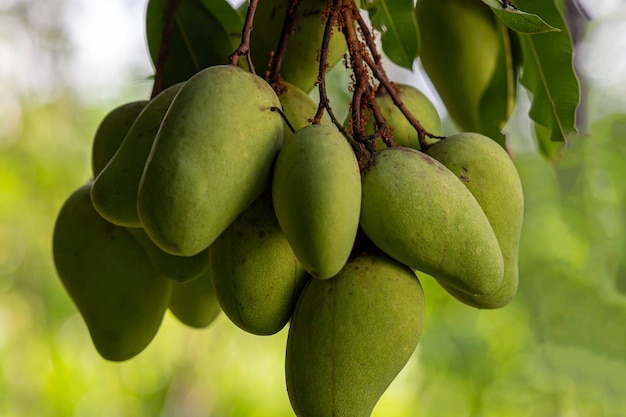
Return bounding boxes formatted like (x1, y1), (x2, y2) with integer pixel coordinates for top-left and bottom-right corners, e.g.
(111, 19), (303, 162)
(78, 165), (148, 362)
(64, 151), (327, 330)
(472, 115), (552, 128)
(313, 0), (336, 124)
(229, 0), (258, 72)
(271, 106), (296, 134)
(151, 0), (180, 99)
(267, 0), (302, 91)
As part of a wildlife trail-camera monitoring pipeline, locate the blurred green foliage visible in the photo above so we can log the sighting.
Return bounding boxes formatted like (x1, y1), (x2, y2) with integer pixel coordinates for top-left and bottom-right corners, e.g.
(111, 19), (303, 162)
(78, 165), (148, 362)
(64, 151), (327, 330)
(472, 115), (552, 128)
(1, 93), (625, 416)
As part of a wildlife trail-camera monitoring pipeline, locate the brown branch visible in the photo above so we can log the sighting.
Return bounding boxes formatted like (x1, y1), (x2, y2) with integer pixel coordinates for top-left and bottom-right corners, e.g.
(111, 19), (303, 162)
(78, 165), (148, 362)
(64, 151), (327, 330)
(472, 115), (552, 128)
(229, 0), (258, 72)
(354, 11), (385, 77)
(340, 0), (391, 164)
(151, 0), (180, 99)
(362, 52), (435, 149)
(267, 0), (302, 92)
(313, 0), (337, 124)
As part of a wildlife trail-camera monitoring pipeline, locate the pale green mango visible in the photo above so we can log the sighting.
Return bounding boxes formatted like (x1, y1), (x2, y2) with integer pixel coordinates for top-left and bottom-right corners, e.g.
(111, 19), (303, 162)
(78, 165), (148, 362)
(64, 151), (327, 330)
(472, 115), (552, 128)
(91, 83), (183, 228)
(52, 183), (172, 361)
(426, 132), (523, 308)
(348, 84), (442, 150)
(137, 65), (284, 256)
(286, 250), (425, 417)
(272, 124), (361, 279)
(416, 0), (498, 132)
(127, 228), (210, 283)
(251, 0), (348, 92)
(360, 147), (504, 295)
(169, 269), (221, 328)
(278, 82), (323, 143)
(210, 192), (308, 335)
(91, 100), (148, 177)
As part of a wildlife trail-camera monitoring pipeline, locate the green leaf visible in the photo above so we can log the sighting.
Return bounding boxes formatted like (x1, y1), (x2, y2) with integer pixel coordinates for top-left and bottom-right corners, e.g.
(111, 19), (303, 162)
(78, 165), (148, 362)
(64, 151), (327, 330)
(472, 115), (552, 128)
(146, 0), (242, 91)
(481, 0), (559, 33)
(478, 23), (517, 146)
(367, 0), (420, 69)
(516, 0), (580, 145)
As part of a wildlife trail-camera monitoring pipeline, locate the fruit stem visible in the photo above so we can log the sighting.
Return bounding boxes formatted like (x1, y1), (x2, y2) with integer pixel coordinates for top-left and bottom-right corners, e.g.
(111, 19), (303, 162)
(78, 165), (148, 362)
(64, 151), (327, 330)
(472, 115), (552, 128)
(271, 106), (296, 134)
(229, 0), (258, 72)
(150, 0), (180, 99)
(267, 0), (302, 93)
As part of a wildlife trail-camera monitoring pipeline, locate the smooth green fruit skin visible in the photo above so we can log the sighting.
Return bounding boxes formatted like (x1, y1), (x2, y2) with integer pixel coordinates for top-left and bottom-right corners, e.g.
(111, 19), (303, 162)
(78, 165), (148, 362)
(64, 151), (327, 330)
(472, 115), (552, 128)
(127, 228), (210, 284)
(251, 0), (347, 92)
(52, 183), (172, 361)
(426, 133), (523, 308)
(286, 251), (425, 417)
(210, 192), (308, 335)
(91, 83), (183, 228)
(360, 147), (504, 295)
(91, 100), (148, 177)
(416, 0), (498, 132)
(278, 82), (325, 143)
(356, 84), (443, 150)
(169, 269), (221, 328)
(137, 65), (284, 256)
(272, 124), (361, 279)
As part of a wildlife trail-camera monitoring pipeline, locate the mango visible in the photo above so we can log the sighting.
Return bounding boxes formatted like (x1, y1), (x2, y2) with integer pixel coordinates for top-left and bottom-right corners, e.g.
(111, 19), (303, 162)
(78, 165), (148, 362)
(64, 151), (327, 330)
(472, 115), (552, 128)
(91, 100), (148, 177)
(251, 0), (348, 92)
(285, 250), (425, 417)
(91, 83), (183, 228)
(360, 147), (504, 295)
(272, 124), (361, 279)
(349, 84), (442, 150)
(210, 192), (308, 335)
(278, 82), (323, 143)
(127, 228), (210, 283)
(416, 0), (498, 132)
(426, 133), (523, 308)
(137, 65), (284, 256)
(52, 183), (171, 361)
(169, 269), (221, 328)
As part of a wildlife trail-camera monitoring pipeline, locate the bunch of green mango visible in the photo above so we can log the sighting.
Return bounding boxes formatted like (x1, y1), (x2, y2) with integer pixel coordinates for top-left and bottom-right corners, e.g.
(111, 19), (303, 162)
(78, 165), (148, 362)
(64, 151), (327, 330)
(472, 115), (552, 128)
(51, 53), (523, 416)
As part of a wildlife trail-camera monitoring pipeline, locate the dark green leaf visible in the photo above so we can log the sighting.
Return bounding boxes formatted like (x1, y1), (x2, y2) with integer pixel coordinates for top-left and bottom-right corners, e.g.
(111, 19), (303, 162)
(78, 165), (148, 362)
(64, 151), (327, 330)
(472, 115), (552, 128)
(481, 0), (559, 33)
(146, 0), (242, 91)
(517, 0), (580, 145)
(368, 0), (420, 69)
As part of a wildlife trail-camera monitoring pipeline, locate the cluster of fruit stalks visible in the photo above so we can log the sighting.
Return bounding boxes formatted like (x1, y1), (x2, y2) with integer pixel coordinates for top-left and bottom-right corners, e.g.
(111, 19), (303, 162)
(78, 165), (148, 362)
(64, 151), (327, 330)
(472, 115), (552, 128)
(52, 0), (524, 416)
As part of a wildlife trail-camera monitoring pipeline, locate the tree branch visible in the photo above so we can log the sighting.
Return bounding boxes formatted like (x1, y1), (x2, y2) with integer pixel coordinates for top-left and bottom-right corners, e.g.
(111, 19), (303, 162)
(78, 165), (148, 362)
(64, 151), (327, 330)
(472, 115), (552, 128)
(229, 0), (258, 72)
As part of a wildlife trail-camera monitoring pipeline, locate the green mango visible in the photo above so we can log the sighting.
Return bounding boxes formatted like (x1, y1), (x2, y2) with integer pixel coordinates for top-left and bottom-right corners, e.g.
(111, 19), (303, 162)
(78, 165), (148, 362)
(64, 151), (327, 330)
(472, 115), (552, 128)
(91, 100), (148, 177)
(52, 183), (171, 361)
(360, 147), (504, 295)
(278, 82), (323, 143)
(272, 124), (361, 279)
(416, 0), (499, 132)
(169, 269), (221, 329)
(137, 65), (284, 256)
(127, 228), (210, 283)
(251, 0), (348, 92)
(91, 83), (183, 228)
(348, 84), (442, 150)
(426, 133), (523, 308)
(286, 250), (425, 417)
(210, 192), (308, 335)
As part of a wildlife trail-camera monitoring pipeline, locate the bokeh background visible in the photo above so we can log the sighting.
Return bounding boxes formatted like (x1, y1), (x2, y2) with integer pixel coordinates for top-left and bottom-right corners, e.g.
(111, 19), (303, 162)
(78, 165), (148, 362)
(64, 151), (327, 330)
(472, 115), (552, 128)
(1, 0), (626, 416)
